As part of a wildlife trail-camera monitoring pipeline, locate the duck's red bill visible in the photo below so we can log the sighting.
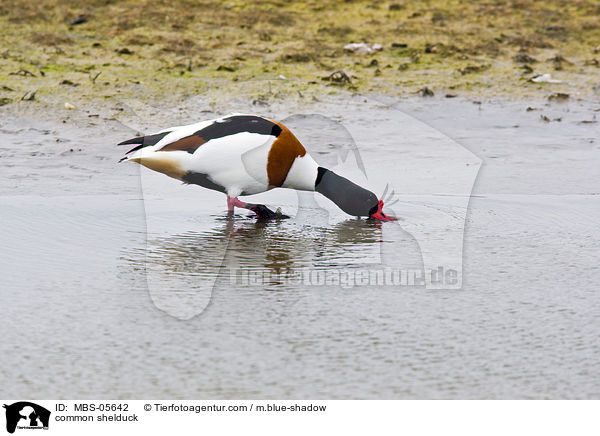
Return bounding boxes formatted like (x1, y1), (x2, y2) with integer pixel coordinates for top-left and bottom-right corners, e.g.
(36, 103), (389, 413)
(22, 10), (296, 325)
(369, 200), (397, 221)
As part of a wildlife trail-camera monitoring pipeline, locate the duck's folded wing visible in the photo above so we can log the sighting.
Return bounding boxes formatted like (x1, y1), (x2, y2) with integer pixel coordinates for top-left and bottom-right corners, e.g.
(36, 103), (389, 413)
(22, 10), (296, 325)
(157, 115), (281, 154)
(117, 115), (281, 162)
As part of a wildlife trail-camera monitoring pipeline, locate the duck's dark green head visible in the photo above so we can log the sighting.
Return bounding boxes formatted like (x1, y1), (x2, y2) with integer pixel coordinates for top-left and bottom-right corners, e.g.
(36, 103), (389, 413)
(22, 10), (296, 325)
(315, 167), (396, 220)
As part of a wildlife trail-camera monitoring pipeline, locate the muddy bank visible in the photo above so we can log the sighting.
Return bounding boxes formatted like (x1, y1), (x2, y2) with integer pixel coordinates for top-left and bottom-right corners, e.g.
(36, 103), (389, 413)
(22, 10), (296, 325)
(1, 0), (600, 110)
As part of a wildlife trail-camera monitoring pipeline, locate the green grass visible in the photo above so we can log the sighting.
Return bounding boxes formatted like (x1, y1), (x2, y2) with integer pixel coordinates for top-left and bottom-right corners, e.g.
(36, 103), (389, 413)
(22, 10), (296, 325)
(1, 0), (599, 108)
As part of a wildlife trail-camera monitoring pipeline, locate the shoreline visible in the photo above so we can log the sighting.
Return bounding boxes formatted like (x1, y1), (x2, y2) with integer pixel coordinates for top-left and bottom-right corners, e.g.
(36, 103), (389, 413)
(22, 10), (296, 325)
(2, 88), (597, 140)
(1, 68), (598, 114)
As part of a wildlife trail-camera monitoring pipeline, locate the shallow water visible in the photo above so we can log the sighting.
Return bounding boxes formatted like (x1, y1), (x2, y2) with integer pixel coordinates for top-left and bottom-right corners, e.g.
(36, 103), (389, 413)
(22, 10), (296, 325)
(1, 96), (599, 398)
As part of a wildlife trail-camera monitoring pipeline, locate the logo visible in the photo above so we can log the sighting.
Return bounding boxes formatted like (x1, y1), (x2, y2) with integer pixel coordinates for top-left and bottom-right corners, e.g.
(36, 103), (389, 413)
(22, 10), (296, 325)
(3, 402), (50, 434)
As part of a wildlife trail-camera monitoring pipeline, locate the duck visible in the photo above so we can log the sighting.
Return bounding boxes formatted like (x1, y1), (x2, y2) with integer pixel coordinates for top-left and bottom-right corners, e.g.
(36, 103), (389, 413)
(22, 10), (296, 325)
(118, 114), (395, 220)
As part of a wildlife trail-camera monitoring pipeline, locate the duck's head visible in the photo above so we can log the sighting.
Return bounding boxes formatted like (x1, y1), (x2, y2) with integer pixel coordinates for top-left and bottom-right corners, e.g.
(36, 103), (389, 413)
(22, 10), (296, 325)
(315, 167), (397, 221)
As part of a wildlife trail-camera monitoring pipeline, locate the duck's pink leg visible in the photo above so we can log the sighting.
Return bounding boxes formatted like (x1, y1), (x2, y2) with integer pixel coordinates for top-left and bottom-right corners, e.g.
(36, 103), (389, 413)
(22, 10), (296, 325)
(226, 196), (284, 219)
(228, 197), (248, 209)
(226, 196), (235, 212)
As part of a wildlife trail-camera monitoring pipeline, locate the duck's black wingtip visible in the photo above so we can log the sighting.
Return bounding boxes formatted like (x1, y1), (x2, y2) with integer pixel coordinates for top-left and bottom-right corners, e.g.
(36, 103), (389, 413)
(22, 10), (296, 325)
(117, 136), (144, 146)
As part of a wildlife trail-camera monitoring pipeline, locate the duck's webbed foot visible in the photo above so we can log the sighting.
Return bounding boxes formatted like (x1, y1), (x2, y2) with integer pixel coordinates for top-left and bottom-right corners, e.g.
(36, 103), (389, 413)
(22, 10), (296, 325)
(226, 196), (289, 220)
(247, 203), (289, 220)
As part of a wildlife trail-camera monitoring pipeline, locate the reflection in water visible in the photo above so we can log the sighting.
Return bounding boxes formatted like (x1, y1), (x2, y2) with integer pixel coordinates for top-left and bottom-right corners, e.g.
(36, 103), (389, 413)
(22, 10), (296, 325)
(142, 217), (387, 277)
(123, 215), (420, 318)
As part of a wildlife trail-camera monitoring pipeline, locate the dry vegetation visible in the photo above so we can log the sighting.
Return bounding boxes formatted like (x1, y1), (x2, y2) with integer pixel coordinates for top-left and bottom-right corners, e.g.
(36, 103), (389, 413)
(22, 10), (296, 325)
(1, 0), (599, 108)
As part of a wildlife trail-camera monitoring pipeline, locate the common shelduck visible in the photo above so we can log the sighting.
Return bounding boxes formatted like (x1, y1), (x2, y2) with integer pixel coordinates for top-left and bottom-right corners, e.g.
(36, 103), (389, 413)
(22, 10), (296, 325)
(118, 114), (395, 220)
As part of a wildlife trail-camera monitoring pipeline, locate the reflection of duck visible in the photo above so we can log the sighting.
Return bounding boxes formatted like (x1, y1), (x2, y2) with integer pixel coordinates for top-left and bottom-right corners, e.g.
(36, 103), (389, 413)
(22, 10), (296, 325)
(328, 219), (383, 244)
(138, 217), (389, 279)
(118, 114), (395, 220)
(125, 215), (422, 319)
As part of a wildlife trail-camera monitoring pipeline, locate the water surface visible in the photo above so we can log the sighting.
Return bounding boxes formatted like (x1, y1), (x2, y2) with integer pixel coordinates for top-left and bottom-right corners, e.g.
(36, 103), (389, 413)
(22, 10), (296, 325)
(1, 97), (598, 398)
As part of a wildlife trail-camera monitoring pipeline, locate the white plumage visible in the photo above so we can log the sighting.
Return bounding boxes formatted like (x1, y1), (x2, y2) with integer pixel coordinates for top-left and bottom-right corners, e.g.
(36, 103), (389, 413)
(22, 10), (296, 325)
(119, 113), (395, 220)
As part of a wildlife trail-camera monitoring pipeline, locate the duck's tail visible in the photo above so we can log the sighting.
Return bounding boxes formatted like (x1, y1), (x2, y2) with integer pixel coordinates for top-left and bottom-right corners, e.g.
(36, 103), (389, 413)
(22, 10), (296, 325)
(117, 131), (171, 162)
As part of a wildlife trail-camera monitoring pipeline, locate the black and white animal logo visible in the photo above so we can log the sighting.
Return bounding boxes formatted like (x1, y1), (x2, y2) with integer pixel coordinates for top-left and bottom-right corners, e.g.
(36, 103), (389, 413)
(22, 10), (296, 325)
(3, 402), (50, 434)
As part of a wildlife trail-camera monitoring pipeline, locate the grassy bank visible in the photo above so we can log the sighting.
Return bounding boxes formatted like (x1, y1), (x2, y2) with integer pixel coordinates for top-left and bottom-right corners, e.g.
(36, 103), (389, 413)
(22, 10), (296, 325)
(1, 0), (599, 109)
